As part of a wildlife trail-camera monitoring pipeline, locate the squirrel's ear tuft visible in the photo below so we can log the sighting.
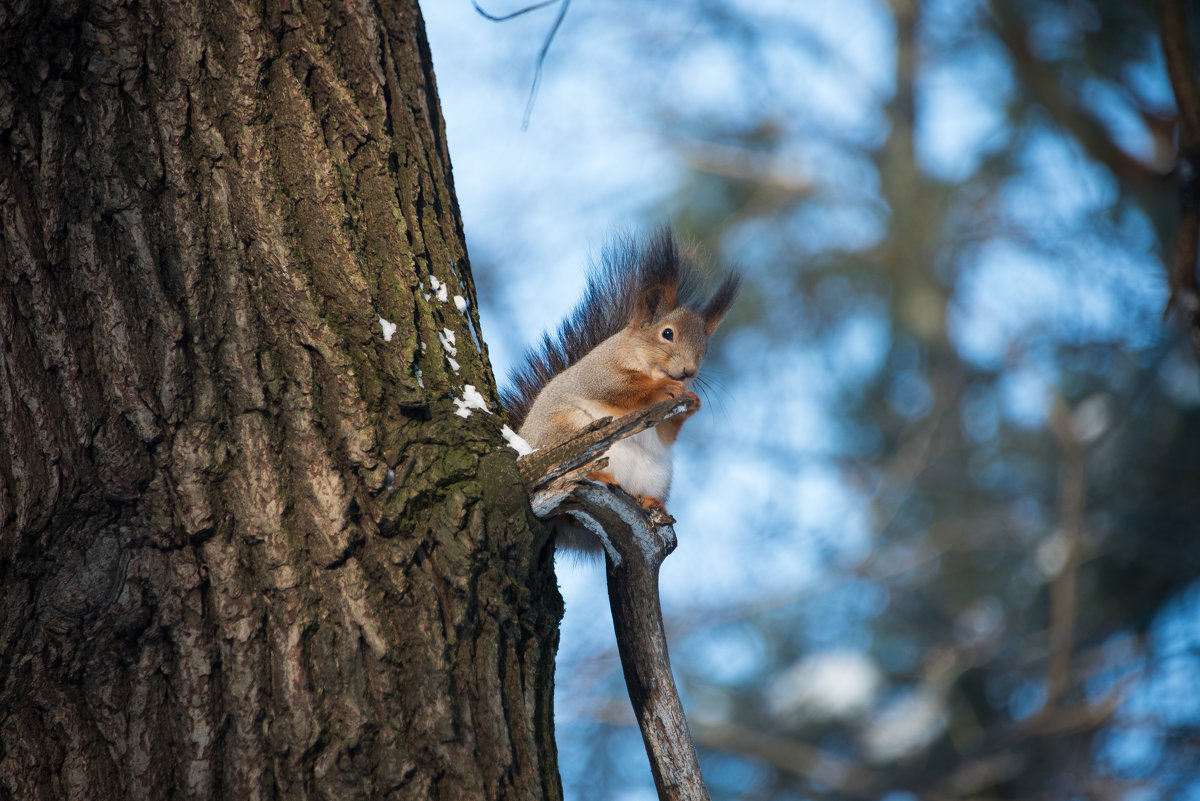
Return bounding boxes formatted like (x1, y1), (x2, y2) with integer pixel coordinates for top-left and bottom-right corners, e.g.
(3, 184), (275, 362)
(634, 285), (669, 326)
(701, 271), (741, 336)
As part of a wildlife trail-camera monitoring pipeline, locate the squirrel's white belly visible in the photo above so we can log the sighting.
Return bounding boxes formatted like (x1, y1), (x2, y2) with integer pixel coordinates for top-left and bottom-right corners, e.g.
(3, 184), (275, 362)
(606, 428), (673, 501)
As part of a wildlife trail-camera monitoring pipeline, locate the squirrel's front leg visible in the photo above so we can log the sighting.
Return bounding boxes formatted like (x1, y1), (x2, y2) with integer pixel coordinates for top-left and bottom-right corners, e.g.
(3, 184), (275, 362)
(607, 370), (690, 410)
(586, 371), (698, 508)
(603, 371), (700, 445)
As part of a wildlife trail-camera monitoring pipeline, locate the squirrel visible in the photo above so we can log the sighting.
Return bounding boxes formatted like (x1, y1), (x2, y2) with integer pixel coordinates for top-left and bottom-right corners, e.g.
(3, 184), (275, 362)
(503, 229), (740, 553)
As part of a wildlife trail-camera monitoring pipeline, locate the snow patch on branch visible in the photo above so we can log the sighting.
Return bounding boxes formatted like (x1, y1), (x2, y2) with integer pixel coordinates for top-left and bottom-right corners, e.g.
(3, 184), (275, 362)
(378, 317), (397, 341)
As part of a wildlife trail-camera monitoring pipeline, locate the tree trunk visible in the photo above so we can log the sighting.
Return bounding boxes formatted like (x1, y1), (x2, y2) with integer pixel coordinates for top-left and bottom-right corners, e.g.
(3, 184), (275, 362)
(0, 1), (562, 799)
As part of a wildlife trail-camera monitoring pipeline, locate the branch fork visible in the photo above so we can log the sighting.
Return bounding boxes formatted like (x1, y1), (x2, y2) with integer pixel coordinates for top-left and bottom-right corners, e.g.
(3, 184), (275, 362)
(517, 396), (711, 801)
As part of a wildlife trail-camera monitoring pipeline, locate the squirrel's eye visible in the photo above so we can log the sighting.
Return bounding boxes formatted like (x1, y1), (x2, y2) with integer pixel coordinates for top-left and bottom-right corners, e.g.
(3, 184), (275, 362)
(662, 327), (674, 342)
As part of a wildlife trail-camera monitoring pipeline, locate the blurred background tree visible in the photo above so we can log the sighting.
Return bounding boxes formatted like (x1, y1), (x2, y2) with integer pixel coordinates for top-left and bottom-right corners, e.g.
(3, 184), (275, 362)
(426, 0), (1200, 798)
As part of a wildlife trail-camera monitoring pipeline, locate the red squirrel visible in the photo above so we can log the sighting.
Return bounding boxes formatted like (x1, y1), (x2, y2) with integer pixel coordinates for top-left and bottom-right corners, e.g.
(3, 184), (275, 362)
(503, 230), (740, 553)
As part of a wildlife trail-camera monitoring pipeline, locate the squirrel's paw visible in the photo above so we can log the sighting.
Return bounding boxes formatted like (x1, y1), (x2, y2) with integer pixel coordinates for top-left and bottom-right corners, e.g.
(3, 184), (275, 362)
(637, 495), (676, 525)
(660, 378), (688, 400)
(677, 390), (701, 417)
(637, 495), (666, 513)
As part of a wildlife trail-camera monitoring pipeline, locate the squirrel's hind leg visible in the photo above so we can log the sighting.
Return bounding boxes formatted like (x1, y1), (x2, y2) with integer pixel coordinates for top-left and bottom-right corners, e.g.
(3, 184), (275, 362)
(585, 472), (669, 514)
(586, 470), (622, 488)
(636, 495), (668, 514)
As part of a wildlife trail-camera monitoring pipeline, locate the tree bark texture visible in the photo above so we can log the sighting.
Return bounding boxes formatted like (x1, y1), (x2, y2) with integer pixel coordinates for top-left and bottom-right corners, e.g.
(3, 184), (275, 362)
(0, 1), (562, 799)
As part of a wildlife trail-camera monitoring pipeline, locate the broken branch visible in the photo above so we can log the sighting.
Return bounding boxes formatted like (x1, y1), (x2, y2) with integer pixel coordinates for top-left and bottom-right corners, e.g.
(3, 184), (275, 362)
(518, 395), (710, 801)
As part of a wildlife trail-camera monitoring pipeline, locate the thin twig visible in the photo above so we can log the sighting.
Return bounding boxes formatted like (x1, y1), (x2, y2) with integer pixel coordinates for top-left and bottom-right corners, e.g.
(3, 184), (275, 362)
(693, 722), (873, 798)
(472, 0), (572, 129)
(472, 0), (561, 22)
(1045, 396), (1085, 707)
(995, 10), (1169, 189)
(521, 0), (569, 129)
(1157, 0), (1200, 141)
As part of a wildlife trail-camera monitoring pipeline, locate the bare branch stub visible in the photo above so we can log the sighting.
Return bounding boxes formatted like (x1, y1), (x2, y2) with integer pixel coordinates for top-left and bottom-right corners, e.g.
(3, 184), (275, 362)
(517, 396), (711, 801)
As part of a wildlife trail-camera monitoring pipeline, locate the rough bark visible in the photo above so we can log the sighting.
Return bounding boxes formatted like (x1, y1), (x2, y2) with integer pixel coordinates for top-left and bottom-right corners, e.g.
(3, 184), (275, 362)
(0, 1), (562, 799)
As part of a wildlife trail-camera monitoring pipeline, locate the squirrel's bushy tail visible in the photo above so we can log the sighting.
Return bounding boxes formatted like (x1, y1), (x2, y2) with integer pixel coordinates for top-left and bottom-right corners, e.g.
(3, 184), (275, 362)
(502, 228), (737, 429)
